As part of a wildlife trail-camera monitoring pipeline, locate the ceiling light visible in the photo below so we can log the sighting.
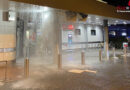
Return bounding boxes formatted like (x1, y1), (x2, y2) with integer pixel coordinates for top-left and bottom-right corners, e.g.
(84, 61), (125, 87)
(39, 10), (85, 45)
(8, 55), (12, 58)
(96, 0), (107, 4)
(96, 18), (99, 20)
(43, 7), (49, 12)
(122, 32), (127, 36)
(114, 23), (117, 25)
(88, 16), (91, 19)
(115, 20), (119, 23)
(123, 22), (127, 24)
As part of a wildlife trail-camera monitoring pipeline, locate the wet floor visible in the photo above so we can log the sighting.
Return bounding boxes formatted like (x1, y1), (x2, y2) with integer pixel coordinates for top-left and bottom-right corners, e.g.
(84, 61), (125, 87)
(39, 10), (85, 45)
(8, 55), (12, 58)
(0, 51), (130, 90)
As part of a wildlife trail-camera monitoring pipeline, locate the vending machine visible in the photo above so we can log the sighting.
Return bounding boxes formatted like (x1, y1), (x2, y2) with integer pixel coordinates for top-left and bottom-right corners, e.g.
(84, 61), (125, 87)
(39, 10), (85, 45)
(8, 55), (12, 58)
(68, 34), (72, 47)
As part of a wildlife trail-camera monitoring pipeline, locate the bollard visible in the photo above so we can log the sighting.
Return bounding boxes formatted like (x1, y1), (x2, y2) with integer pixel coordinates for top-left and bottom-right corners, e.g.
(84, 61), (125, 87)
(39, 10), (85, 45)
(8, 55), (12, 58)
(24, 59), (29, 78)
(123, 56), (127, 63)
(113, 47), (116, 57)
(5, 61), (7, 81)
(99, 49), (102, 61)
(58, 54), (62, 69)
(81, 51), (85, 65)
(112, 47), (118, 59)
(124, 47), (127, 57)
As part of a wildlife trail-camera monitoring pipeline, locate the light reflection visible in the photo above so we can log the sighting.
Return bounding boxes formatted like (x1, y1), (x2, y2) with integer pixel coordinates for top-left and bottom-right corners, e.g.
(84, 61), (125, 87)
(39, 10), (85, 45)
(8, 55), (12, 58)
(68, 69), (97, 74)
(123, 56), (127, 63)
(26, 30), (30, 40)
(85, 70), (97, 74)
(68, 69), (83, 74)
(43, 7), (49, 12)
(44, 13), (49, 19)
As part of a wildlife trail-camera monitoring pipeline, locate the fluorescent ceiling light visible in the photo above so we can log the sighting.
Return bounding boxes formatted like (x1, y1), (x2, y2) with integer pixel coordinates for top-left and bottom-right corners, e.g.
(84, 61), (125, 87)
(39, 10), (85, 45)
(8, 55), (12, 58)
(123, 22), (127, 24)
(114, 23), (117, 25)
(122, 32), (127, 36)
(96, 0), (107, 4)
(115, 20), (119, 23)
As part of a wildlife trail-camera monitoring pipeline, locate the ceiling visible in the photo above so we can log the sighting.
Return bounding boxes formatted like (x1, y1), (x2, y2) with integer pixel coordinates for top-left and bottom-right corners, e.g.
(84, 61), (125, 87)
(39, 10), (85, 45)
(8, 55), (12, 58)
(9, 1), (130, 26)
(11, 0), (130, 20)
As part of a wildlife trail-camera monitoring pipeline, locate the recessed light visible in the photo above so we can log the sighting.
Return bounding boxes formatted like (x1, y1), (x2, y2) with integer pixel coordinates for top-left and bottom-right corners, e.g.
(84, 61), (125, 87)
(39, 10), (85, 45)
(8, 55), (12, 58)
(123, 22), (127, 24)
(96, 0), (107, 3)
(88, 17), (91, 19)
(115, 20), (119, 23)
(114, 23), (117, 25)
(43, 7), (49, 12)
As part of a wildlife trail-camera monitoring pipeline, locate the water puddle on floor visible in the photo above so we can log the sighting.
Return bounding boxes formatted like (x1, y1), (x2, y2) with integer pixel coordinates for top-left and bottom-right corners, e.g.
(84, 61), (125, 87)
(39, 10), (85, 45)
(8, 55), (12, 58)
(68, 69), (97, 74)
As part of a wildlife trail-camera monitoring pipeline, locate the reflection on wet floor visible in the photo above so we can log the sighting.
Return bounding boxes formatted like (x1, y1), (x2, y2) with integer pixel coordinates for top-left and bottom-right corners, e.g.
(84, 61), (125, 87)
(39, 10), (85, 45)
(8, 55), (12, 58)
(0, 62), (24, 82)
(0, 52), (130, 90)
(68, 69), (97, 74)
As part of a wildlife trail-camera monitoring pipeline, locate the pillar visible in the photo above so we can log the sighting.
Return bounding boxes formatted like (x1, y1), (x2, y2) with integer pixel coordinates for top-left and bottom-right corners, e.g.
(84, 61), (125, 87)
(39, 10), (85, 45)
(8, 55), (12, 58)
(103, 19), (109, 60)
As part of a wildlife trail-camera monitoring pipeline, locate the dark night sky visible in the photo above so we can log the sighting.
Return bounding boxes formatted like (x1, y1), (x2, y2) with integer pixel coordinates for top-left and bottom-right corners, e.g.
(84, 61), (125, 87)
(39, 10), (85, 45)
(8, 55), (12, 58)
(103, 0), (130, 6)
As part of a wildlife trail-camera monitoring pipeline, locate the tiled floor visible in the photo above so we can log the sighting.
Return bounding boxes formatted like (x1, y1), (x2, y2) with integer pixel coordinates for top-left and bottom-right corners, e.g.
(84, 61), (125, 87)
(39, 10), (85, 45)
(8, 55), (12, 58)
(0, 50), (130, 90)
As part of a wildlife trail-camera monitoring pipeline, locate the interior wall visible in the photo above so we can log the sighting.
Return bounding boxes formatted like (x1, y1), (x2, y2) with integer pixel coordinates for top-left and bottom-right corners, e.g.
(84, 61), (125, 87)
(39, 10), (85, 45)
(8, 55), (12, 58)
(0, 0), (9, 11)
(62, 24), (103, 43)
(62, 23), (87, 43)
(62, 23), (104, 50)
(0, 10), (2, 20)
(87, 25), (103, 42)
(0, 9), (16, 61)
(0, 12), (16, 34)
